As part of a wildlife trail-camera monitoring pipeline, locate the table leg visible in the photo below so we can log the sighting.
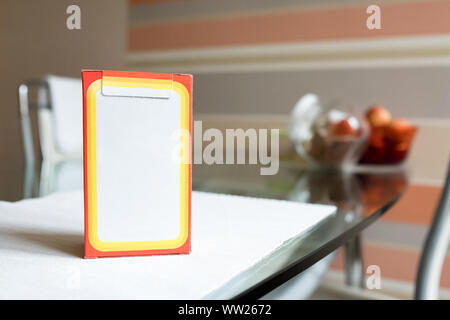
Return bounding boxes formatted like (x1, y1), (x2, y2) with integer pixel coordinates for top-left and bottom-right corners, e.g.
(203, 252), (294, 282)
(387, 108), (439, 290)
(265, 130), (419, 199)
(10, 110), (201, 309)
(344, 235), (364, 288)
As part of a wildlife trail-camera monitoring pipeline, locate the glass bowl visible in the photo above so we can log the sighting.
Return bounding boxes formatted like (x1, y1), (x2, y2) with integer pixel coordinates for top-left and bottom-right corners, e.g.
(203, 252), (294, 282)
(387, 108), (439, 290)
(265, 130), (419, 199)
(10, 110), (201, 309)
(288, 94), (369, 169)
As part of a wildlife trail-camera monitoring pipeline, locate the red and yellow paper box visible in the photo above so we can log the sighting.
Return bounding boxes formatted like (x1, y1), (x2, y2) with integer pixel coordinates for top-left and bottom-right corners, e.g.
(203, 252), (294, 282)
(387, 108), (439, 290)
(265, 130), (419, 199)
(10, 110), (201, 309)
(82, 70), (192, 258)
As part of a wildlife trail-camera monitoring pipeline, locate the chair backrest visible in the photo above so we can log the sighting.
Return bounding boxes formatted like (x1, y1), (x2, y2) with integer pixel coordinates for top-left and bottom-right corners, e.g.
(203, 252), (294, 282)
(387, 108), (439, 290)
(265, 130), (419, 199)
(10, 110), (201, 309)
(18, 75), (83, 197)
(44, 75), (83, 157)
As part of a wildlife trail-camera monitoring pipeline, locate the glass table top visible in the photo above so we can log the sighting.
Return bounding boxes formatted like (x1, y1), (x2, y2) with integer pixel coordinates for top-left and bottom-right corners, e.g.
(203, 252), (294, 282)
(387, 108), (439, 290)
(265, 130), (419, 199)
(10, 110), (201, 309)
(0, 161), (406, 299)
(193, 163), (406, 299)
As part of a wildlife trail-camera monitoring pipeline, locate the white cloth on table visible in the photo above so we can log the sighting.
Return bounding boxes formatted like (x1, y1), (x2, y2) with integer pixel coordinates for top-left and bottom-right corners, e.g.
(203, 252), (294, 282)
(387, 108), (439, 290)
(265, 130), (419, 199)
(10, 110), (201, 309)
(0, 191), (335, 299)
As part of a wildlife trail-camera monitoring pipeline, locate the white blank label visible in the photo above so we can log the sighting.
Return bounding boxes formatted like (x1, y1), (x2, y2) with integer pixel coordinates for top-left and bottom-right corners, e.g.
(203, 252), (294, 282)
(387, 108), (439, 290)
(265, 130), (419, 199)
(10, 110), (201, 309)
(95, 90), (181, 242)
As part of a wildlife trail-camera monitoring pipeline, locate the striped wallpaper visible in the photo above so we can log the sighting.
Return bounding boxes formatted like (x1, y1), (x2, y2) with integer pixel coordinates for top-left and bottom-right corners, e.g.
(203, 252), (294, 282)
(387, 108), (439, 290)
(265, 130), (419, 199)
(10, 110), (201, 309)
(127, 0), (450, 293)
(128, 0), (450, 52)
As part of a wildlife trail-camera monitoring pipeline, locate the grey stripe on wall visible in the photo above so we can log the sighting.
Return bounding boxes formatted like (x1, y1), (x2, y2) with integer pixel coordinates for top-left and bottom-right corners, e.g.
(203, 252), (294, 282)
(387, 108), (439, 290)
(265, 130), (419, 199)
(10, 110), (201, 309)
(193, 66), (450, 118)
(129, 0), (373, 25)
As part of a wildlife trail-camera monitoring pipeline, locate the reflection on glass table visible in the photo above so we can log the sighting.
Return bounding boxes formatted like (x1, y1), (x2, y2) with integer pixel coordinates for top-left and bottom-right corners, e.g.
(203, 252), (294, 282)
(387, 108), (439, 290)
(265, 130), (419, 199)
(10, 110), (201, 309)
(193, 163), (406, 298)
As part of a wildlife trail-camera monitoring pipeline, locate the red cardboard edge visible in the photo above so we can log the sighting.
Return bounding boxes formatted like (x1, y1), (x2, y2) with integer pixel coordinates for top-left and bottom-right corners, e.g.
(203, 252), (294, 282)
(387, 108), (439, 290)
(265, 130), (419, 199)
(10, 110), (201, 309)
(82, 70), (192, 258)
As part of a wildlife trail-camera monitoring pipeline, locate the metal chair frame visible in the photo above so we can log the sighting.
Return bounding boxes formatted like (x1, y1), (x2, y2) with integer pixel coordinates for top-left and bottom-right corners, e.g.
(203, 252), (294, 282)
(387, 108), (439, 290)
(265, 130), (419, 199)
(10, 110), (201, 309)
(415, 158), (450, 299)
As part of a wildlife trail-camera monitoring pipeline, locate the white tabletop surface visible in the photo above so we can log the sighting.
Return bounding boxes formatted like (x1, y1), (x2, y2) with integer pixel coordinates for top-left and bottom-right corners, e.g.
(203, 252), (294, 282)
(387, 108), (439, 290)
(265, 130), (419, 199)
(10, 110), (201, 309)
(0, 191), (335, 299)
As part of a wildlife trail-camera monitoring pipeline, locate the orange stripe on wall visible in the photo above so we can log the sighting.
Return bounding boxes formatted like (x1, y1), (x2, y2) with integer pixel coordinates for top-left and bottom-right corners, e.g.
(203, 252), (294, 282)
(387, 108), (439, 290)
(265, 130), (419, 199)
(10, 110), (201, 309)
(331, 244), (450, 288)
(380, 184), (442, 226)
(129, 1), (450, 51)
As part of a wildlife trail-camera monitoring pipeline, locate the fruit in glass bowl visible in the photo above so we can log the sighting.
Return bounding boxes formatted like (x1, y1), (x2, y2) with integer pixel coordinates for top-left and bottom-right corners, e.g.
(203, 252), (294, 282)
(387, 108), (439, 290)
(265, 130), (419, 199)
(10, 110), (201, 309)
(359, 106), (417, 165)
(365, 105), (392, 129)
